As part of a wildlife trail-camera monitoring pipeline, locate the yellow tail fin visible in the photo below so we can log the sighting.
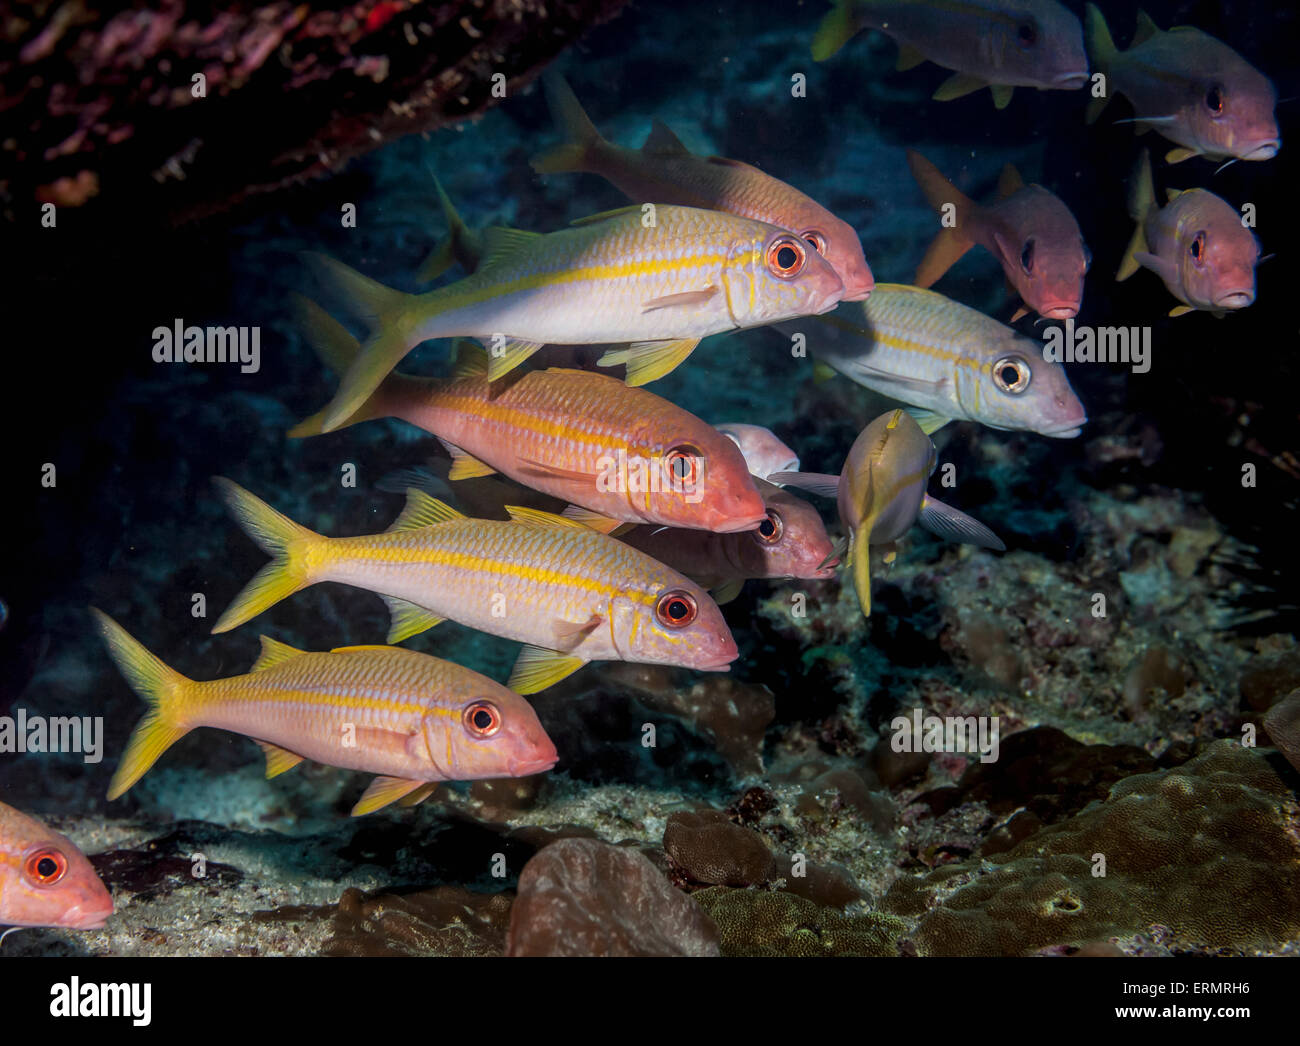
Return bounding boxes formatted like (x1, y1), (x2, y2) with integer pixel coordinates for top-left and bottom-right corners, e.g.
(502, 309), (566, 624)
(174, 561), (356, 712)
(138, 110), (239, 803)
(530, 73), (607, 175)
(211, 478), (322, 633)
(303, 252), (419, 433)
(811, 2), (859, 62)
(90, 609), (194, 800)
(907, 150), (976, 287)
(1083, 4), (1117, 124)
(288, 295), (393, 438)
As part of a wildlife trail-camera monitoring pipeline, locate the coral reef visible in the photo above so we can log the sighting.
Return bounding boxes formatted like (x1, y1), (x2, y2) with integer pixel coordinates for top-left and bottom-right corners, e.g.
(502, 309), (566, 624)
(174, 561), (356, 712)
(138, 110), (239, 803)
(693, 888), (906, 958)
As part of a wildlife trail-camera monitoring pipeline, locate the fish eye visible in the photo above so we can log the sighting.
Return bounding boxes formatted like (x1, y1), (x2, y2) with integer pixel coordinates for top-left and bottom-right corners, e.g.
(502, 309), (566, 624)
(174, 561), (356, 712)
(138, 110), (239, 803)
(655, 590), (698, 628)
(1189, 231), (1207, 267)
(992, 355), (1031, 394)
(665, 445), (701, 485)
(1205, 84), (1224, 116)
(1020, 238), (1035, 274)
(1016, 20), (1038, 48)
(463, 700), (502, 738)
(23, 848), (68, 886)
(753, 510), (784, 545)
(766, 236), (807, 278)
(802, 230), (828, 255)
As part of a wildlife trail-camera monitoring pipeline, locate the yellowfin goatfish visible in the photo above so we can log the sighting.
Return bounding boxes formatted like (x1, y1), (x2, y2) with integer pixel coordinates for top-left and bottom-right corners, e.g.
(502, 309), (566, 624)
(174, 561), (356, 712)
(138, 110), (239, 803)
(1118, 151), (1260, 317)
(908, 151), (1090, 320)
(785, 284), (1087, 437)
(531, 74), (874, 301)
(290, 301), (767, 534)
(1085, 6), (1280, 165)
(618, 479), (839, 605)
(715, 423), (802, 482)
(210, 481), (738, 694)
(0, 801), (112, 935)
(812, 0), (1089, 109)
(307, 205), (845, 426)
(773, 410), (1004, 616)
(92, 610), (556, 816)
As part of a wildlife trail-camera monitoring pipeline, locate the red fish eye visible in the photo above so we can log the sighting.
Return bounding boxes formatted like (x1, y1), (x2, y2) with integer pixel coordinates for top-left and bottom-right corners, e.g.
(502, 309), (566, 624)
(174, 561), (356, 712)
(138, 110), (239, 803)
(766, 237), (807, 278)
(754, 511), (784, 545)
(655, 590), (698, 628)
(665, 447), (700, 485)
(463, 700), (502, 738)
(802, 230), (828, 255)
(1205, 85), (1224, 115)
(1189, 231), (1206, 266)
(1016, 21), (1038, 48)
(24, 848), (68, 886)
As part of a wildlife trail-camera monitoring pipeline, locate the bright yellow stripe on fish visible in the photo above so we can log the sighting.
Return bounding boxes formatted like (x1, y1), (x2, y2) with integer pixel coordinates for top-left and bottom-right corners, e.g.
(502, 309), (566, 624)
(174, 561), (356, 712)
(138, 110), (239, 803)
(203, 682), (443, 719)
(815, 311), (985, 373)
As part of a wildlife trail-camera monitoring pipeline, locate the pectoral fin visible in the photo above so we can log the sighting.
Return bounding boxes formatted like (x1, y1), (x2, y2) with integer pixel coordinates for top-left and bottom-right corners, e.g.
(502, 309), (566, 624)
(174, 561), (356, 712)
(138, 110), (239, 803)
(642, 288), (718, 311)
(508, 645), (588, 694)
(382, 596), (446, 644)
(599, 339), (701, 385)
(770, 471), (840, 498)
(256, 741), (306, 779)
(351, 776), (429, 816)
(554, 613), (602, 650)
(1168, 304), (1196, 317)
(903, 408), (952, 436)
(712, 578), (746, 605)
(917, 495), (1006, 550)
(1010, 305), (1030, 322)
(933, 73), (988, 102)
(1164, 147), (1199, 164)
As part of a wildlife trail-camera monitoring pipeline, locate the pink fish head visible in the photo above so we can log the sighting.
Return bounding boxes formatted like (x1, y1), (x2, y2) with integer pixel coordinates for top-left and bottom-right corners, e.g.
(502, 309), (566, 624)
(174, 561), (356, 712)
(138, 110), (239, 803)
(727, 227), (846, 328)
(986, 0), (1089, 90)
(1181, 41), (1280, 161)
(980, 334), (1088, 437)
(1173, 191), (1260, 310)
(616, 581), (738, 673)
(433, 688), (558, 780)
(632, 420), (768, 532)
(732, 480), (839, 579)
(715, 423), (801, 481)
(798, 216), (875, 302)
(0, 806), (113, 931)
(993, 187), (1089, 318)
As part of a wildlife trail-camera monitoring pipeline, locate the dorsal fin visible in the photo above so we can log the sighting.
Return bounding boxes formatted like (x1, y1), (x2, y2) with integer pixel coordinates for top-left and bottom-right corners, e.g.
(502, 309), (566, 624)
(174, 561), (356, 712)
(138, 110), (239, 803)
(251, 635), (307, 672)
(569, 205), (645, 227)
(387, 489), (466, 532)
(1165, 187), (1184, 203)
(642, 119), (690, 155)
(997, 164), (1025, 199)
(451, 339), (488, 379)
(329, 644), (400, 654)
(1132, 9), (1161, 46)
(478, 227), (542, 271)
(505, 504), (588, 529)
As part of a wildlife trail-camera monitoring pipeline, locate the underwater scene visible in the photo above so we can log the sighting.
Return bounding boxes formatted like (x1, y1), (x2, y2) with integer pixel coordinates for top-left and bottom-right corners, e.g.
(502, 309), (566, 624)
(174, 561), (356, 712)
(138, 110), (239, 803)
(3, 0), (1300, 969)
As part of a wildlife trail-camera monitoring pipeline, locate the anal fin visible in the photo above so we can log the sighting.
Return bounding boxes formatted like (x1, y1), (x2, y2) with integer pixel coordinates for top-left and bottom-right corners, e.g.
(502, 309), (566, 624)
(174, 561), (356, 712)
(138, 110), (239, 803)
(256, 741), (306, 779)
(382, 595), (446, 644)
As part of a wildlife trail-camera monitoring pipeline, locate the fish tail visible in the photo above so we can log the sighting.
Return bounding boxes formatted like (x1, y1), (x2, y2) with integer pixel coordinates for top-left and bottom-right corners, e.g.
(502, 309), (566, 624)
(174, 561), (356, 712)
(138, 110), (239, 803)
(90, 609), (195, 800)
(288, 295), (395, 437)
(531, 73), (607, 174)
(907, 150), (975, 287)
(1083, 4), (1116, 123)
(302, 252), (420, 433)
(1117, 151), (1153, 281)
(211, 478), (323, 633)
(849, 522), (872, 618)
(416, 175), (475, 282)
(811, 2), (860, 62)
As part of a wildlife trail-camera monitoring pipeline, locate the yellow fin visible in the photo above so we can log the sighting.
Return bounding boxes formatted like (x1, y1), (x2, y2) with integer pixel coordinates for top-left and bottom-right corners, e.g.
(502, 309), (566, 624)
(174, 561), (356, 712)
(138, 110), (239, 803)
(1010, 305), (1030, 322)
(1165, 188), (1184, 203)
(561, 505), (629, 533)
(451, 339), (489, 379)
(569, 205), (645, 227)
(990, 84), (1014, 109)
(933, 73), (988, 102)
(351, 776), (428, 816)
(903, 407), (951, 435)
(91, 608), (193, 800)
(439, 438), (497, 480)
(256, 740), (305, 779)
(812, 361), (837, 384)
(598, 338), (700, 386)
(712, 578), (745, 605)
(251, 635), (307, 672)
(895, 43), (926, 71)
(1132, 9), (1161, 46)
(388, 488), (466, 531)
(478, 227), (543, 271)
(850, 522), (872, 618)
(330, 644), (401, 654)
(398, 782), (440, 807)
(1165, 147), (1198, 164)
(382, 596), (445, 644)
(997, 164), (1025, 199)
(1168, 305), (1195, 317)
(508, 645), (588, 694)
(811, 1), (858, 61)
(485, 338), (546, 383)
(505, 505), (588, 529)
(1118, 152), (1153, 281)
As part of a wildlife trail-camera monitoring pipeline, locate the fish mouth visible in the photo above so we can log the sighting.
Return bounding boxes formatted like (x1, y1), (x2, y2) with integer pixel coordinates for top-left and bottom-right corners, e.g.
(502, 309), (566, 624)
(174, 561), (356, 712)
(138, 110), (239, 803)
(1052, 71), (1090, 90)
(1039, 303), (1079, 319)
(697, 659), (733, 672)
(1243, 140), (1280, 160)
(1215, 290), (1255, 309)
(60, 904), (113, 930)
(714, 512), (769, 534)
(510, 754), (559, 776)
(1040, 422), (1085, 439)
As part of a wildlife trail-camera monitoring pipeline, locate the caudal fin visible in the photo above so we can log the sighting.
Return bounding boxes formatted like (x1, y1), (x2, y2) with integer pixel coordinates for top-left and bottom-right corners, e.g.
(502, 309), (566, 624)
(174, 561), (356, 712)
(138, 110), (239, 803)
(907, 150), (975, 287)
(530, 73), (607, 175)
(91, 609), (194, 800)
(811, 2), (860, 62)
(1083, 4), (1118, 123)
(1117, 151), (1154, 281)
(288, 295), (396, 437)
(303, 252), (419, 433)
(212, 478), (323, 633)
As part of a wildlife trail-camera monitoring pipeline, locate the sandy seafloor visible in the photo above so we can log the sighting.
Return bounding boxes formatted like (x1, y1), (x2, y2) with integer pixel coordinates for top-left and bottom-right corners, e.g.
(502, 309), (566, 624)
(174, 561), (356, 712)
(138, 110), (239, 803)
(5, 0), (1300, 956)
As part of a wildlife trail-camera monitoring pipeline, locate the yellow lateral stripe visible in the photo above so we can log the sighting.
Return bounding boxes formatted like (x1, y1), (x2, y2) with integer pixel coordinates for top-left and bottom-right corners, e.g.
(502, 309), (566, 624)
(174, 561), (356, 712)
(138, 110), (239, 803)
(211, 682), (458, 719)
(436, 390), (660, 458)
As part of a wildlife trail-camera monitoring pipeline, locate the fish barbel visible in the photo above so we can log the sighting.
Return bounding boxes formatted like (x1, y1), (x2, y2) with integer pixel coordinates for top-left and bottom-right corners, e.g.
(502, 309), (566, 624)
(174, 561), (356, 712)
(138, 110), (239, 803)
(0, 801), (112, 931)
(93, 610), (557, 816)
(210, 481), (739, 694)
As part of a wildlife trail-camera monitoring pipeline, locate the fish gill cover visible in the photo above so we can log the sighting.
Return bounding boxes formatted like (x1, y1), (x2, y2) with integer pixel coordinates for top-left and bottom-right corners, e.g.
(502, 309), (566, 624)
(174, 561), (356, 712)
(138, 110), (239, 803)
(0, 0), (1298, 976)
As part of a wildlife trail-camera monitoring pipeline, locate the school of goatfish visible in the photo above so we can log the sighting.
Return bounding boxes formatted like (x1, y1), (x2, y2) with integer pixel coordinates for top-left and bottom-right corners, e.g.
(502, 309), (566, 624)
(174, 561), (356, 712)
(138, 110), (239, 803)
(5, 1), (1280, 938)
